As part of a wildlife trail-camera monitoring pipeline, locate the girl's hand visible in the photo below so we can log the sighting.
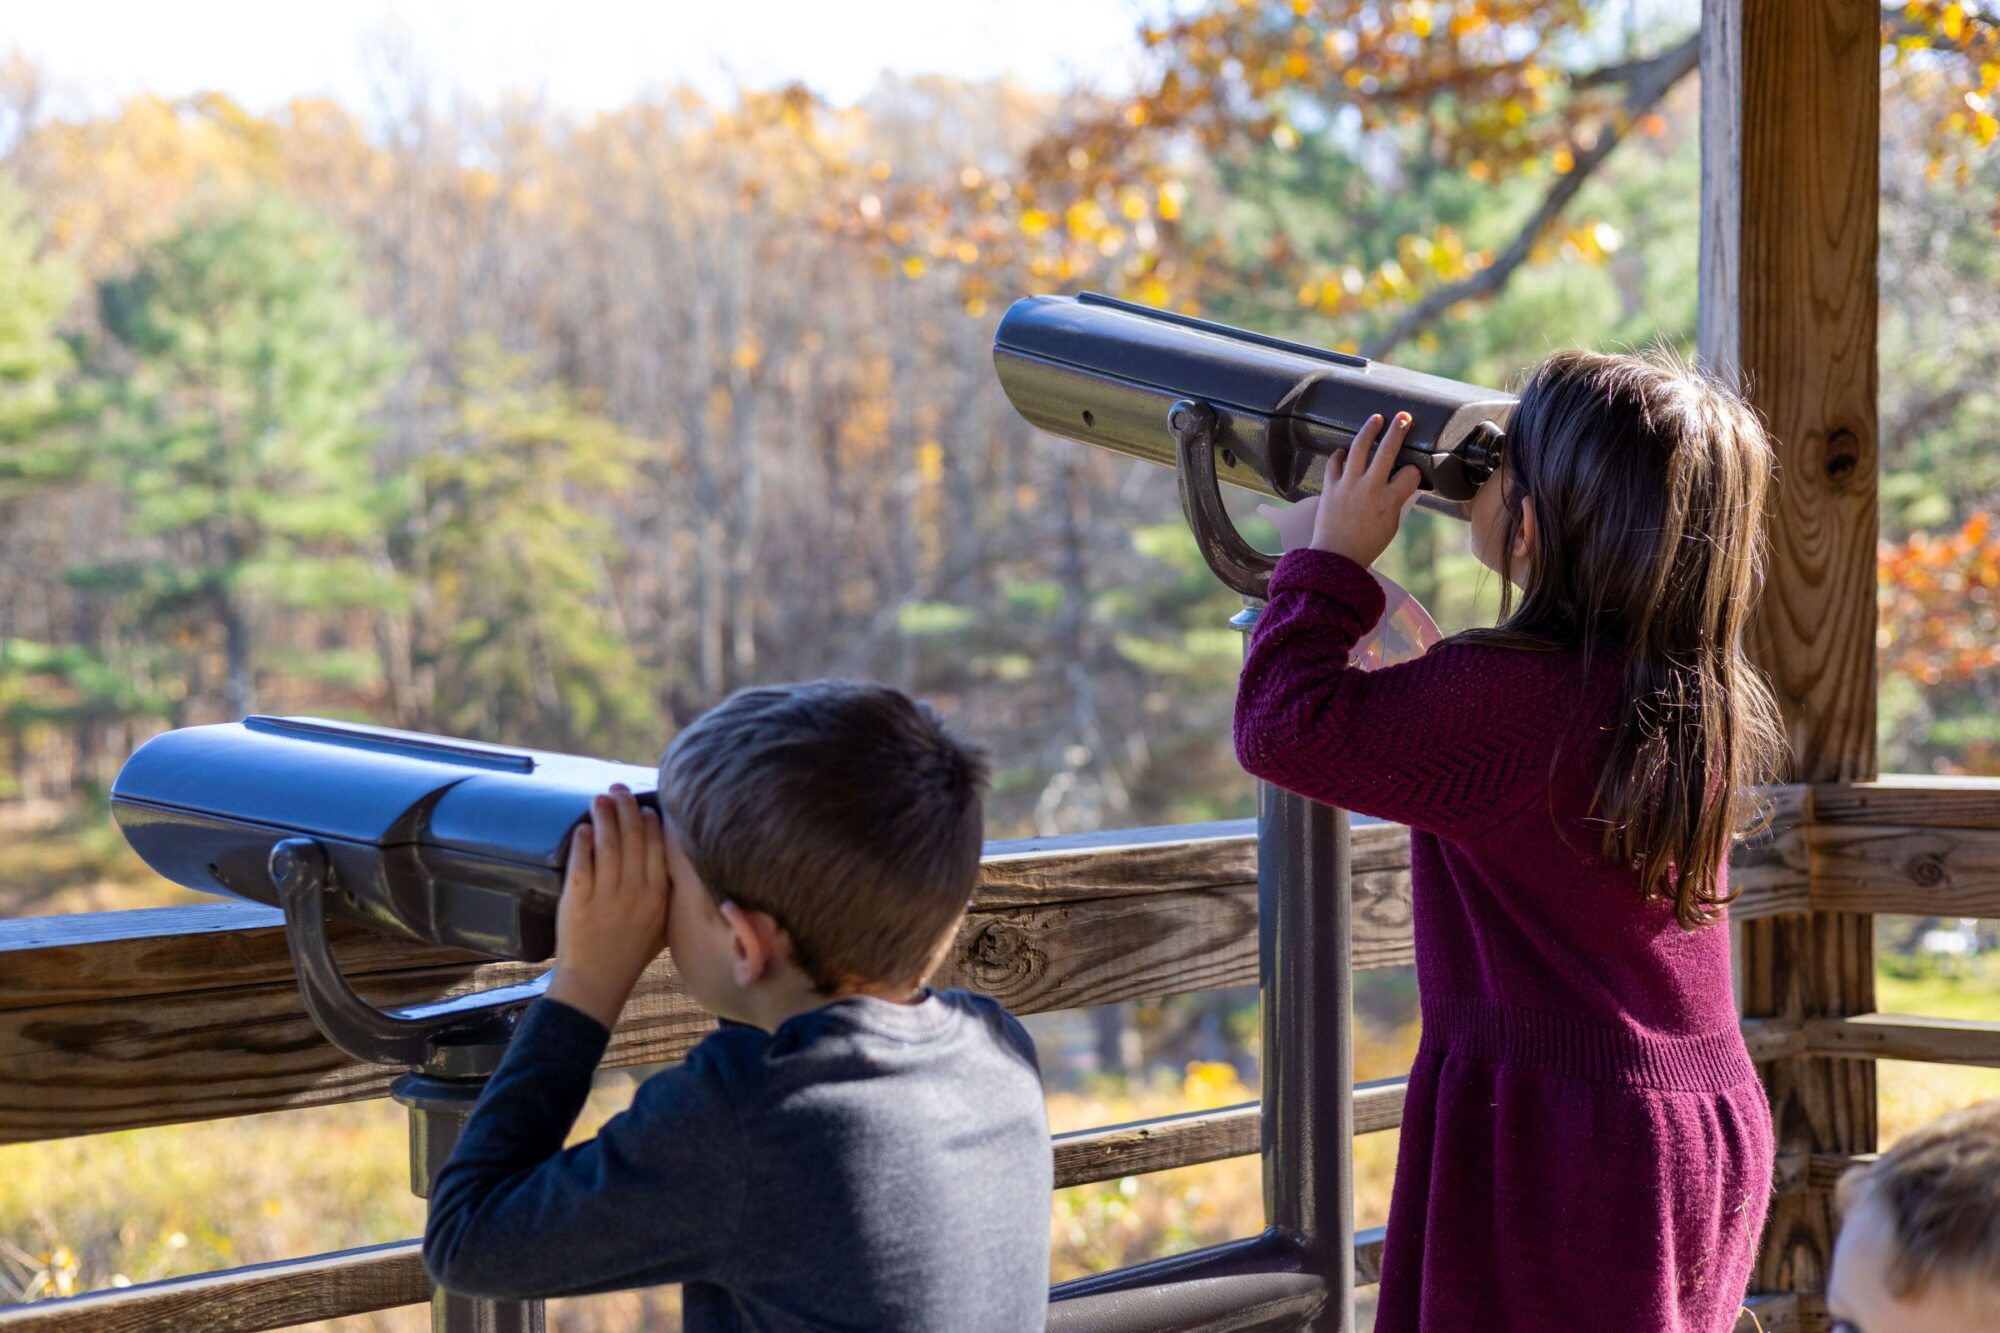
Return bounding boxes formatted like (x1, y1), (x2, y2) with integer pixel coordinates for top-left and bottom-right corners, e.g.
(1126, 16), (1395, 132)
(547, 784), (670, 1030)
(1257, 412), (1422, 568)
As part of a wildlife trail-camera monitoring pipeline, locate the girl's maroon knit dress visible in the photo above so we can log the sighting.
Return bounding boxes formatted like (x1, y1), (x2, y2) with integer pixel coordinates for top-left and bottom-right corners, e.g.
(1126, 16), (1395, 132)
(1235, 548), (1774, 1333)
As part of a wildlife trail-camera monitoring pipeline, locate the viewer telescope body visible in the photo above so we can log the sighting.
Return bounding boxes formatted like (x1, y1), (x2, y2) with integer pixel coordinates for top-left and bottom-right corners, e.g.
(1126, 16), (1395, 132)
(111, 714), (657, 961)
(993, 292), (1514, 506)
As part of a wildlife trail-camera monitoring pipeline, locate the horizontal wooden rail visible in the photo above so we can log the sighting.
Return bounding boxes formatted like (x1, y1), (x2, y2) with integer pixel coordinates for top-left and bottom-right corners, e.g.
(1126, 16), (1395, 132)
(1773, 1150), (1875, 1201)
(1808, 776), (2000, 917)
(0, 820), (1423, 1144)
(0, 1237), (1807, 1333)
(9, 778), (2000, 1149)
(0, 822), (1278, 1144)
(1805, 1012), (2000, 1067)
(0, 1240), (427, 1333)
(1049, 1076), (1408, 1191)
(0, 799), (1827, 1145)
(1739, 1292), (1801, 1333)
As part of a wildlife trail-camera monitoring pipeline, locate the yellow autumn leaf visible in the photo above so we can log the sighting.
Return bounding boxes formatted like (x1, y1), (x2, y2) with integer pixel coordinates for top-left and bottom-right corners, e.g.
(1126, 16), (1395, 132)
(915, 441), (944, 484)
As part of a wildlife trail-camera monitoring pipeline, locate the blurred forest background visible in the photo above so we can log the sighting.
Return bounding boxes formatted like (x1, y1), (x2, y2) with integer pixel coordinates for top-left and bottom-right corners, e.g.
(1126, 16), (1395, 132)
(2, 1), (1998, 1326)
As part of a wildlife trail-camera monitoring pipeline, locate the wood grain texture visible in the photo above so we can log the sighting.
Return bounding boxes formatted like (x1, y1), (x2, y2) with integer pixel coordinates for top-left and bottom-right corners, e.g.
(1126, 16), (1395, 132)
(1806, 1013), (2000, 1068)
(0, 1079), (1417, 1331)
(0, 903), (486, 1013)
(1809, 822), (2000, 917)
(1700, 0), (1881, 780)
(1050, 1076), (1409, 1189)
(0, 885), (1273, 1144)
(0, 1240), (426, 1333)
(1702, 0), (1883, 1308)
(0, 811), (1819, 1018)
(1739, 910), (1878, 1300)
(0, 822), (1350, 1002)
(0, 812), (1828, 1145)
(1740, 1018), (1807, 1063)
(1353, 1224), (1387, 1288)
(1731, 784), (1814, 919)
(1740, 1293), (1803, 1333)
(1811, 776), (2000, 830)
(1054, 1103), (1261, 1189)
(1772, 1151), (1876, 1201)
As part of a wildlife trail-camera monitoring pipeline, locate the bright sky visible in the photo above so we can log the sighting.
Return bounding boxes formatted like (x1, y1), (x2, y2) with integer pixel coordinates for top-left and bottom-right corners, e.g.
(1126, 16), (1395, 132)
(9, 0), (1160, 118)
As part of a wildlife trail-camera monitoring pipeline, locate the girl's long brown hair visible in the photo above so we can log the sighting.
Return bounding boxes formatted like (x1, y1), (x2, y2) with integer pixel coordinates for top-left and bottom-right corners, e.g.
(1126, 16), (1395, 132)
(1457, 349), (1790, 929)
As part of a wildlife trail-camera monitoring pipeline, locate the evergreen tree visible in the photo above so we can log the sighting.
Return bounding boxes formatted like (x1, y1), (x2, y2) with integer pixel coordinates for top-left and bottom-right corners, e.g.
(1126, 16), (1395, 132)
(405, 340), (661, 759)
(0, 177), (79, 493)
(84, 195), (405, 721)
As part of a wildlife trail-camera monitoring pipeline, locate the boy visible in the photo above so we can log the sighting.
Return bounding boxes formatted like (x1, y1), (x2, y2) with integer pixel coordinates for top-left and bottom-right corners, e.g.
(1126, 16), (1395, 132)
(1827, 1100), (2000, 1332)
(423, 680), (1053, 1331)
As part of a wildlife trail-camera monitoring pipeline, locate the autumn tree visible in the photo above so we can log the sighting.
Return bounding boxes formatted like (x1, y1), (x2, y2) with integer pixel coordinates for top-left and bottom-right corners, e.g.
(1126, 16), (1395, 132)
(944, 1), (2000, 355)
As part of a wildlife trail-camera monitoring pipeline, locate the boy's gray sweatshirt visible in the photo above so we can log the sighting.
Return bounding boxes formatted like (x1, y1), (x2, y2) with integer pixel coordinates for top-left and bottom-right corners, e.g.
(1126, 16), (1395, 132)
(424, 989), (1052, 1332)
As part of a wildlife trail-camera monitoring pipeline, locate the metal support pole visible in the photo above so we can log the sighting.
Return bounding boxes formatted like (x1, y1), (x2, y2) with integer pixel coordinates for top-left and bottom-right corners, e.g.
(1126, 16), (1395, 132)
(1238, 604), (1356, 1333)
(1046, 415), (1357, 1333)
(395, 1072), (544, 1333)
(269, 839), (547, 1333)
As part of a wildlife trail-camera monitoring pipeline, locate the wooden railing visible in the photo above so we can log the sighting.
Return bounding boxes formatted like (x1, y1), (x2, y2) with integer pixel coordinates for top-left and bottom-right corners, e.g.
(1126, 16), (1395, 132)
(2, 776), (1996, 1332)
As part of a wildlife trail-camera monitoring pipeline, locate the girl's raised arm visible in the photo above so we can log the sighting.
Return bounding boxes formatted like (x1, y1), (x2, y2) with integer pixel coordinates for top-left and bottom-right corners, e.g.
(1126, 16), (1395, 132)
(1233, 547), (1588, 841)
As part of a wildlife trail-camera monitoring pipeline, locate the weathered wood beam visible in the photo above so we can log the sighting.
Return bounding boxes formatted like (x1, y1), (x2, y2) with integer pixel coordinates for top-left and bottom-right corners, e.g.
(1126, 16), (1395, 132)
(1702, 0), (1883, 1310)
(0, 1240), (427, 1333)
(0, 883), (1268, 1144)
(1806, 1013), (2000, 1068)
(1809, 821), (2000, 918)
(1739, 1292), (1803, 1333)
(1810, 775), (2000, 830)
(1050, 1076), (1408, 1191)
(1773, 1150), (1875, 1201)
(1698, 1), (1881, 776)
(0, 808), (1827, 1144)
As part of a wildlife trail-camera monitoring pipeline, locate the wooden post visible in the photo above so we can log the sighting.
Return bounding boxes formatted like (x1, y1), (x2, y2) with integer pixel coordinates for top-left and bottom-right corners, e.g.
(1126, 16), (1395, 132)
(1699, 0), (1880, 1314)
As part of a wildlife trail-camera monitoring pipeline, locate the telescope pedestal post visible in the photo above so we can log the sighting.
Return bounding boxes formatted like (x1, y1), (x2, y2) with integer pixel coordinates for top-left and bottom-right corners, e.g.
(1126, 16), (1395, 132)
(267, 838), (549, 1333)
(395, 1069), (546, 1333)
(1233, 604), (1356, 1333)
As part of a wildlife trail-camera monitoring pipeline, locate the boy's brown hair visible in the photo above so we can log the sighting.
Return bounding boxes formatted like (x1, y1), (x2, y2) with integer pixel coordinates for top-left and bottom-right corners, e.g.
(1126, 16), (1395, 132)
(659, 679), (989, 992)
(1836, 1099), (2000, 1300)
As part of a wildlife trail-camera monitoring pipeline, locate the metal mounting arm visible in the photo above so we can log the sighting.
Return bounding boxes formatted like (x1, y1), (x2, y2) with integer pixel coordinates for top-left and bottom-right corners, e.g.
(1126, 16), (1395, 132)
(1170, 400), (1280, 601)
(269, 837), (550, 1077)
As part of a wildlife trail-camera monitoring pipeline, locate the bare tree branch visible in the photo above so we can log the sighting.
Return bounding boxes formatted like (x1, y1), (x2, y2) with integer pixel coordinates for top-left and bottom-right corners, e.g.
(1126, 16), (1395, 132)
(1361, 31), (1699, 361)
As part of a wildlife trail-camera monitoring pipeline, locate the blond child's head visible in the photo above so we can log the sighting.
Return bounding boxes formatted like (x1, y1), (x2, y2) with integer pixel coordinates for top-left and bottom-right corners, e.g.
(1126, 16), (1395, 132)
(655, 679), (988, 1027)
(1829, 1100), (2000, 1333)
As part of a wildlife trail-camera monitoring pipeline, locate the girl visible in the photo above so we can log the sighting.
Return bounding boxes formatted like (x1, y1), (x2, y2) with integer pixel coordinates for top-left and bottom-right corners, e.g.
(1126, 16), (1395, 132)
(1238, 350), (1783, 1332)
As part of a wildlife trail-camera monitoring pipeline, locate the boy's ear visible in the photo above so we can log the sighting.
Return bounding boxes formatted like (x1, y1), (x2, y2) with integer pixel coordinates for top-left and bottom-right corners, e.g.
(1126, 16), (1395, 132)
(717, 901), (788, 988)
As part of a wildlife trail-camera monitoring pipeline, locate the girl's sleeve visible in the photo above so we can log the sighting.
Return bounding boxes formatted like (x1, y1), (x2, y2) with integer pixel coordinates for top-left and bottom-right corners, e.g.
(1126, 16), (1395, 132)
(1233, 547), (1565, 840)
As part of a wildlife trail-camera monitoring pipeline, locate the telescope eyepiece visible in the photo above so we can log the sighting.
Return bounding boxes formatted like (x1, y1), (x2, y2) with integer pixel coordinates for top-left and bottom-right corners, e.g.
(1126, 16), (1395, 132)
(1456, 420), (1507, 489)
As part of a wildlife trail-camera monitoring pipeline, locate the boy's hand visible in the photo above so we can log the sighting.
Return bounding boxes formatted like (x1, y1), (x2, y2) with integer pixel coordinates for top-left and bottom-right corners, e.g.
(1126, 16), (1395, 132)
(547, 784), (669, 1031)
(1256, 411), (1422, 567)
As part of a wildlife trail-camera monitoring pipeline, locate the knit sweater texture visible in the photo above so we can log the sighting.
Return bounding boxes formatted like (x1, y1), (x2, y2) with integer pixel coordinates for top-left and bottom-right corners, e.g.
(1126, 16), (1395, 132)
(1234, 547), (1774, 1333)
